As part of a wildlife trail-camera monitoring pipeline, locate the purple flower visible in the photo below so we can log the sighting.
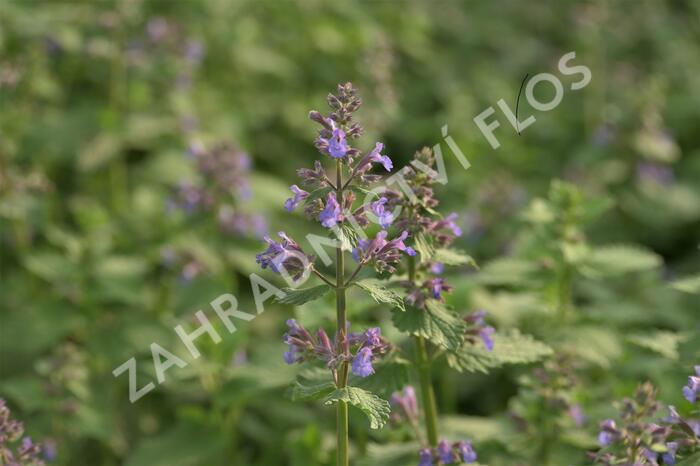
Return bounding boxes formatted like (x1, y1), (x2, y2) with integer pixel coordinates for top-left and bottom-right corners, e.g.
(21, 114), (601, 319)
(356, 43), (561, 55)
(479, 326), (495, 352)
(429, 278), (448, 299)
(683, 374), (699, 403)
(297, 160), (329, 188)
(370, 197), (394, 228)
(436, 213), (463, 237)
(256, 232), (313, 279)
(320, 193), (342, 228)
(352, 347), (375, 377)
(391, 386), (419, 421)
(598, 419), (617, 447)
(662, 442), (677, 465)
(364, 328), (382, 347)
(324, 122), (349, 159)
(285, 185), (309, 212)
(437, 440), (455, 464)
(352, 230), (416, 272)
(418, 448), (433, 466)
(430, 262), (445, 274)
(457, 441), (477, 463)
(356, 142), (393, 172)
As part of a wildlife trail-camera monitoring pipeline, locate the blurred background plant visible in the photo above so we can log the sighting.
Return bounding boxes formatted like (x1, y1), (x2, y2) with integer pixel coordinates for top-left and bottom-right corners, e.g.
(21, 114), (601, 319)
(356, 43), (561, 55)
(1, 1), (699, 465)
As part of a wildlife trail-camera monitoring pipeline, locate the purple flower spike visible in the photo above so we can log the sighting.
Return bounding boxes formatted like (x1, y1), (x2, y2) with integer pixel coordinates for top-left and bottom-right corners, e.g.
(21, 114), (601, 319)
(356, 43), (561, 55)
(320, 193), (342, 228)
(418, 448), (433, 466)
(352, 347), (375, 377)
(285, 185), (309, 212)
(370, 197), (394, 228)
(457, 441), (477, 463)
(437, 440), (455, 464)
(479, 326), (495, 352)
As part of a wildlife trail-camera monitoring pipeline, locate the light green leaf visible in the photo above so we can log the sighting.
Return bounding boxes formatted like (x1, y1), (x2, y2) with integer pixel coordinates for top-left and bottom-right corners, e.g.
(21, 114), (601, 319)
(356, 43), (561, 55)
(676, 452), (700, 466)
(358, 442), (420, 466)
(670, 274), (700, 294)
(474, 257), (539, 286)
(413, 233), (435, 263)
(324, 387), (391, 429)
(434, 248), (478, 268)
(290, 369), (336, 401)
(354, 279), (405, 311)
(392, 300), (465, 351)
(277, 284), (331, 306)
(627, 331), (689, 360)
(582, 244), (662, 278)
(446, 330), (552, 373)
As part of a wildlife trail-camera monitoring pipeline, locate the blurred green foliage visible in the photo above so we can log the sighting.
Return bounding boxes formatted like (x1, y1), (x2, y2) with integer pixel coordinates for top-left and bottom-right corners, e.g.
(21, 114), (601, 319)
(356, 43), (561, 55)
(1, 1), (699, 465)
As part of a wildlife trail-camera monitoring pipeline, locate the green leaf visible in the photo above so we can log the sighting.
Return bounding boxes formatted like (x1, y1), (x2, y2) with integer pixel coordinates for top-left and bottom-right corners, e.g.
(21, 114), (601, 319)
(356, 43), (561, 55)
(474, 257), (539, 286)
(276, 284), (331, 306)
(354, 279), (405, 311)
(336, 224), (360, 251)
(627, 331), (689, 360)
(349, 359), (411, 398)
(392, 300), (465, 351)
(304, 186), (333, 204)
(676, 452), (700, 466)
(358, 442), (421, 466)
(670, 274), (700, 294)
(324, 387), (391, 429)
(290, 369), (336, 401)
(413, 233), (435, 263)
(446, 330), (552, 373)
(434, 248), (478, 268)
(582, 244), (662, 278)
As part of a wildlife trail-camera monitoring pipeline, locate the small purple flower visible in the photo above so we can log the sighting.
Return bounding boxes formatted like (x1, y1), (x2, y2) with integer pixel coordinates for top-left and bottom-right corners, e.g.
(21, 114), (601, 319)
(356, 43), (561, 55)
(457, 441), (477, 463)
(256, 231), (313, 279)
(429, 278), (447, 299)
(391, 386), (419, 421)
(370, 197), (394, 228)
(320, 193), (342, 228)
(479, 326), (495, 352)
(285, 185), (309, 212)
(662, 442), (678, 465)
(356, 142), (393, 173)
(364, 327), (382, 347)
(352, 347), (375, 377)
(683, 373), (699, 403)
(598, 419), (617, 447)
(437, 440), (455, 464)
(352, 230), (415, 272)
(325, 122), (349, 159)
(418, 448), (433, 466)
(430, 262), (445, 274)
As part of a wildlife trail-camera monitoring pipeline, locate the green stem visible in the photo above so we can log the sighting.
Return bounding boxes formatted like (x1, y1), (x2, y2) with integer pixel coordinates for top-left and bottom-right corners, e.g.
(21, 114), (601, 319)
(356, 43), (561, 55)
(557, 264), (572, 322)
(335, 159), (349, 466)
(408, 255), (440, 447)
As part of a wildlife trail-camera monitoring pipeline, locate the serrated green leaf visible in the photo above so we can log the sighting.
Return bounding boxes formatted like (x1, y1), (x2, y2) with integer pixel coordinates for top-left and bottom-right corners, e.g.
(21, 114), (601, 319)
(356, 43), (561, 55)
(324, 386), (391, 429)
(392, 300), (465, 351)
(434, 248), (478, 268)
(670, 274), (700, 294)
(446, 330), (552, 373)
(290, 369), (336, 401)
(354, 278), (405, 311)
(556, 326), (622, 368)
(277, 284), (331, 305)
(413, 233), (434, 263)
(627, 331), (689, 360)
(582, 244), (661, 277)
(336, 224), (360, 251)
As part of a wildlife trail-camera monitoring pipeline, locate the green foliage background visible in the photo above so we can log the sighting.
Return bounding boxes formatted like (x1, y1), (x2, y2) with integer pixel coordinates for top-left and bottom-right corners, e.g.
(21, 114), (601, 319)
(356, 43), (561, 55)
(1, 1), (699, 465)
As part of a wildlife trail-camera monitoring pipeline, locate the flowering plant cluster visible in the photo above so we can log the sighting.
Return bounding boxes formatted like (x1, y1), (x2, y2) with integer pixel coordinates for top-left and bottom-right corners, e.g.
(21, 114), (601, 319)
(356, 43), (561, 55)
(593, 378), (700, 466)
(0, 400), (45, 466)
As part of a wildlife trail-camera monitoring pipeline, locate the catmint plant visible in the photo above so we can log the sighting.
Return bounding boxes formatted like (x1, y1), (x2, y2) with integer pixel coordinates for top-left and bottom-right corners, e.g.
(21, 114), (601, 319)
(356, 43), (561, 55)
(591, 380), (700, 466)
(256, 83), (416, 466)
(0, 399), (45, 466)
